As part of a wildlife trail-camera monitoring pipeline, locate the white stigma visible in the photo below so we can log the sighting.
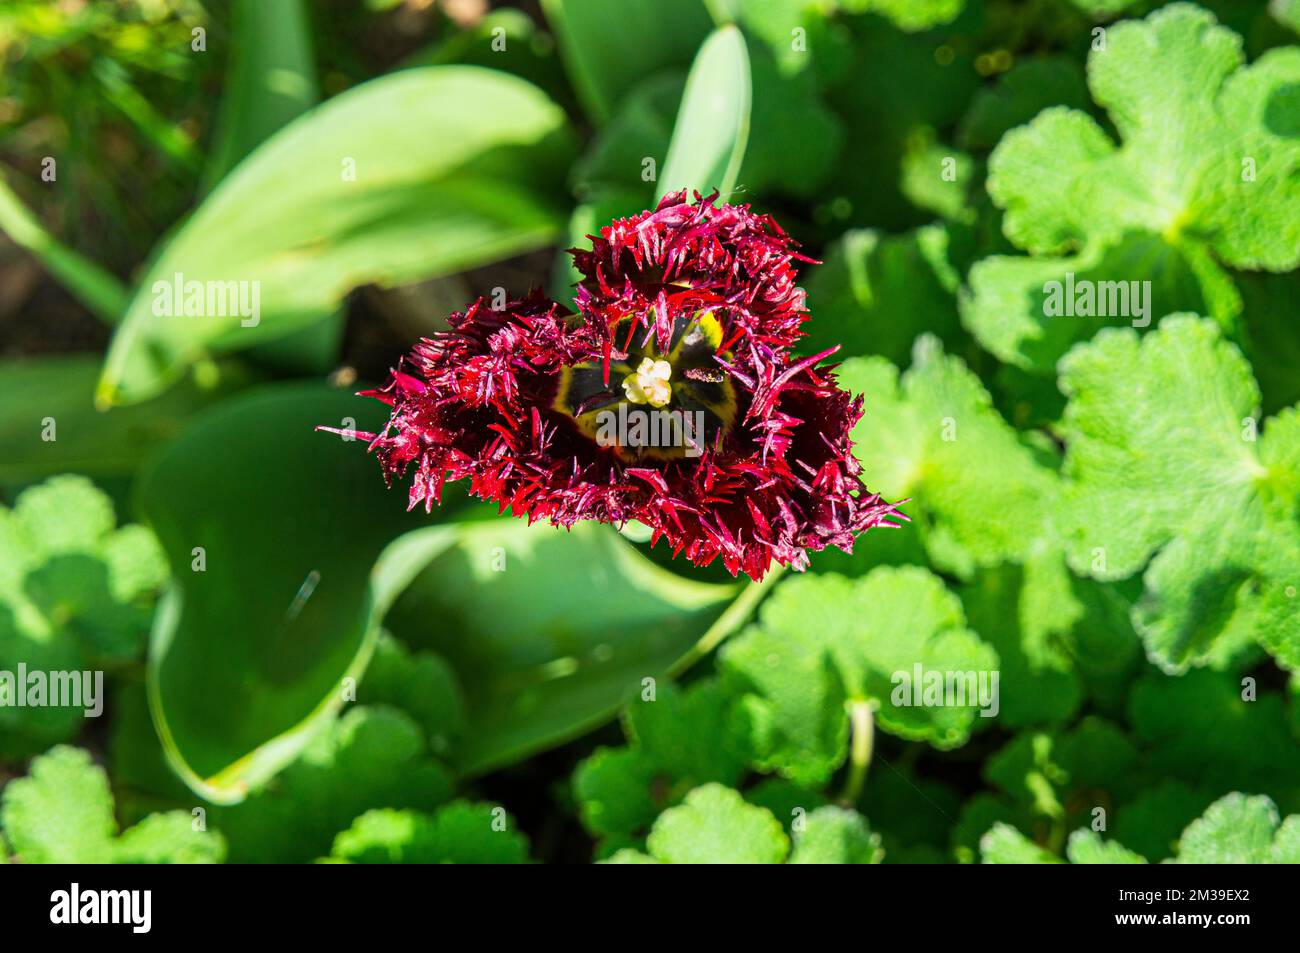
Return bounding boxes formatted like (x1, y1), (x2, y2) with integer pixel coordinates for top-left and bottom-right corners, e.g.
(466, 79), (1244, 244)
(623, 358), (672, 408)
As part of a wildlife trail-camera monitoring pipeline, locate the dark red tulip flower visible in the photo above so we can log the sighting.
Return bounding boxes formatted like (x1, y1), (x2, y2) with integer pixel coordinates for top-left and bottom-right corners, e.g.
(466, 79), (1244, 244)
(324, 191), (905, 580)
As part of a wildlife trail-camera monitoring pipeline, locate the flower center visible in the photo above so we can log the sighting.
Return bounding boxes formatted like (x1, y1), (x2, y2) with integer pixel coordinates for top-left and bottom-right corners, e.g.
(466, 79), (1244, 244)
(623, 358), (673, 408)
(552, 310), (738, 461)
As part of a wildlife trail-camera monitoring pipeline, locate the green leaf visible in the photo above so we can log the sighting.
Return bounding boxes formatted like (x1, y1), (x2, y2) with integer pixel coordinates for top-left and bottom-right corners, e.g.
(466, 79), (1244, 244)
(839, 340), (1060, 576)
(900, 133), (974, 223)
(970, 6), (1300, 376)
(722, 613), (849, 786)
(724, 567), (998, 762)
(802, 226), (964, 367)
(358, 633), (465, 759)
(735, 34), (843, 197)
(139, 384), (458, 802)
(571, 74), (682, 200)
(656, 26), (752, 201)
(1173, 793), (1299, 863)
(1277, 0), (1300, 34)
(962, 234), (1242, 375)
(384, 520), (749, 777)
(1128, 669), (1300, 798)
(0, 355), (249, 485)
(329, 802), (530, 864)
(211, 706), (453, 863)
(573, 747), (663, 838)
(823, 15), (978, 230)
(1, 746), (224, 863)
(989, 6), (1300, 269)
(838, 0), (966, 33)
(958, 561), (1083, 728)
(1113, 780), (1217, 862)
(572, 679), (753, 837)
(789, 806), (884, 864)
(202, 0), (318, 191)
(981, 825), (1148, 864)
(979, 823), (1060, 864)
(957, 56), (1090, 153)
(625, 679), (750, 786)
(203, 0), (343, 376)
(1066, 830), (1147, 864)
(541, 0), (713, 124)
(1059, 316), (1300, 671)
(645, 784), (789, 863)
(98, 67), (574, 406)
(0, 476), (167, 757)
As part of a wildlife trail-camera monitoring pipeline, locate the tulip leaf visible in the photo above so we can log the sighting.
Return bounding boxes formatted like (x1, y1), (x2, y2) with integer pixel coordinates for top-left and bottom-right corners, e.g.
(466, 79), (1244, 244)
(98, 67), (574, 407)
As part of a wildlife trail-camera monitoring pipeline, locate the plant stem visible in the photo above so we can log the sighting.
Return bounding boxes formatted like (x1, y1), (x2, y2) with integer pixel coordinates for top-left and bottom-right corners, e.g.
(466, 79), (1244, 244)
(669, 562), (786, 675)
(839, 699), (875, 806)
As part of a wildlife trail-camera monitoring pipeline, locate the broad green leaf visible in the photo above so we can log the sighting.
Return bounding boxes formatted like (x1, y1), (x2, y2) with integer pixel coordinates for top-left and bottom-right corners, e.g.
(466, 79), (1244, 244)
(202, 0), (318, 192)
(838, 340), (1059, 576)
(979, 823), (1060, 864)
(139, 384), (457, 802)
(982, 825), (1147, 864)
(571, 74), (682, 199)
(357, 633), (465, 758)
(1059, 316), (1300, 671)
(0, 476), (167, 758)
(98, 67), (574, 406)
(1113, 781), (1216, 862)
(989, 6), (1300, 268)
(970, 6), (1300, 373)
(572, 679), (752, 837)
(0, 746), (224, 864)
(1277, 0), (1300, 34)
(1172, 793), (1300, 863)
(735, 33), (843, 197)
(656, 26), (752, 201)
(540, 0), (713, 124)
(723, 567), (998, 770)
(384, 520), (749, 777)
(0, 355), (249, 485)
(203, 0), (343, 375)
(645, 783), (789, 863)
(330, 803), (529, 864)
(788, 806), (884, 864)
(1128, 670), (1300, 798)
(1065, 830), (1147, 864)
(961, 235), (1242, 375)
(958, 562), (1083, 728)
(900, 133), (974, 223)
(573, 747), (663, 838)
(210, 706), (454, 863)
(824, 16), (978, 230)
